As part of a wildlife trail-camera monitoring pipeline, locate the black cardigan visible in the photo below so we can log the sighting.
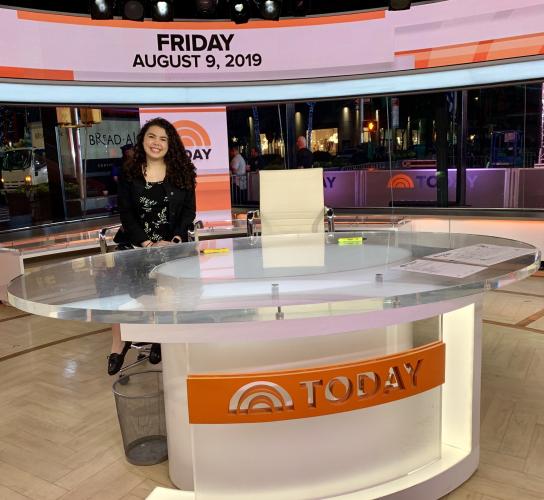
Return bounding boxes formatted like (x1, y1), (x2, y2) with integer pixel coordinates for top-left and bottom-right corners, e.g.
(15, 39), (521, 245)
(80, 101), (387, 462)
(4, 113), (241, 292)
(117, 176), (196, 245)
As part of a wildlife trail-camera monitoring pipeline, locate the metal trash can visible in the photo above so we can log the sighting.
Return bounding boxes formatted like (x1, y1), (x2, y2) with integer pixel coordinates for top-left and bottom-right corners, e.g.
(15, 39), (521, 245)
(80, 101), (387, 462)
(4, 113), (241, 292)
(112, 371), (168, 465)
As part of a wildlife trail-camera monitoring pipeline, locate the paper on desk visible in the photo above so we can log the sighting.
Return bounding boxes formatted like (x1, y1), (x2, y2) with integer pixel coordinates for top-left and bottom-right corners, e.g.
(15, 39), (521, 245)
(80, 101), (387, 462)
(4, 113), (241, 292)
(393, 259), (486, 278)
(426, 244), (534, 267)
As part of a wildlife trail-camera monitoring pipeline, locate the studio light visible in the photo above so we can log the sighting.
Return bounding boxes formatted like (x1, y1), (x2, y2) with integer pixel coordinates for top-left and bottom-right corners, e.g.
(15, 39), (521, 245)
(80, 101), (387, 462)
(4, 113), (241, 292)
(121, 0), (146, 21)
(152, 0), (174, 21)
(196, 0), (219, 17)
(255, 0), (282, 21)
(89, 0), (114, 19)
(389, 0), (412, 10)
(229, 0), (251, 24)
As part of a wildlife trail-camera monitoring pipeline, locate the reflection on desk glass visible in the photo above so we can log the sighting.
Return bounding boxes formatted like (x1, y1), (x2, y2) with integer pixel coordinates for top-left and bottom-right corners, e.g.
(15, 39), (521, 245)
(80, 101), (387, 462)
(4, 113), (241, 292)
(7, 231), (539, 324)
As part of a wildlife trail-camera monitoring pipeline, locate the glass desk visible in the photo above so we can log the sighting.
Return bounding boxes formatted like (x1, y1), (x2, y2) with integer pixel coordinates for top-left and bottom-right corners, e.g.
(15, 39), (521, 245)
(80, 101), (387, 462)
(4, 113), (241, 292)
(8, 232), (540, 500)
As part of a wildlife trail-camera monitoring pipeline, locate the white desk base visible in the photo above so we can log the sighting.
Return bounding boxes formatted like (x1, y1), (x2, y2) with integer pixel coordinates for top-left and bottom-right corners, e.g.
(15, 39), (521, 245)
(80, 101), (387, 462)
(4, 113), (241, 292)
(126, 295), (482, 500)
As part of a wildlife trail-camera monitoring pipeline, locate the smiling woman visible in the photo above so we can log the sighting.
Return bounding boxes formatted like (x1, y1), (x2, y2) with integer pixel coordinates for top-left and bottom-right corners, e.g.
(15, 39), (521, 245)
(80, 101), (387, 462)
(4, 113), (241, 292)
(106, 117), (197, 375)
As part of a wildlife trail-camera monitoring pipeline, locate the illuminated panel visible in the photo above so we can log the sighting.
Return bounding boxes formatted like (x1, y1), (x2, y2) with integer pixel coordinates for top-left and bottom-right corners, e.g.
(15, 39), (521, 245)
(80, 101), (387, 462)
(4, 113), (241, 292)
(0, 2), (542, 84)
(2, 59), (544, 104)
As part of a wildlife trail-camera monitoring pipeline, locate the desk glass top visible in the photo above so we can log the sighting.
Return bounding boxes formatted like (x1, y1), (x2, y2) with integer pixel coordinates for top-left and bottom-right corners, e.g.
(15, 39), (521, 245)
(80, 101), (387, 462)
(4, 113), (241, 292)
(7, 232), (539, 324)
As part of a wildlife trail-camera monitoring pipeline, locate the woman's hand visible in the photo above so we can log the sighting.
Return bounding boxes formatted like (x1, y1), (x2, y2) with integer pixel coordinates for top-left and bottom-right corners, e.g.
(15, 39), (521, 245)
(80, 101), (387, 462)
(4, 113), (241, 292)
(153, 240), (172, 247)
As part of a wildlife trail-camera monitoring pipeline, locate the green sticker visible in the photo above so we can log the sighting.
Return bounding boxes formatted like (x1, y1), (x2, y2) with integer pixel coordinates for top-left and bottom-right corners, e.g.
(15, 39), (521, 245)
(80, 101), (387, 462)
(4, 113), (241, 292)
(338, 237), (364, 246)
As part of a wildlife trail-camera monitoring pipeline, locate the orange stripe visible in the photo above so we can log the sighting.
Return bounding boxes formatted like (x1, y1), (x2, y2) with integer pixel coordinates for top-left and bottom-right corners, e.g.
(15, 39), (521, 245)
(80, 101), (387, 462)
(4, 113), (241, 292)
(490, 46), (544, 60)
(396, 31), (544, 56)
(414, 45), (544, 69)
(196, 180), (231, 212)
(417, 55), (471, 68)
(472, 40), (493, 63)
(17, 9), (385, 30)
(0, 65), (74, 80)
(493, 36), (544, 50)
(414, 55), (466, 68)
(403, 32), (544, 69)
(141, 108), (226, 113)
(197, 174), (230, 182)
(414, 52), (432, 70)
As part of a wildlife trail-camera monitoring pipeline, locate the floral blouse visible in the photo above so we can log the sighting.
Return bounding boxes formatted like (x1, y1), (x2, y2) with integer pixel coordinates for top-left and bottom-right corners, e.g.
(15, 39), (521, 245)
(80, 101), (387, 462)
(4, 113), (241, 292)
(138, 181), (172, 242)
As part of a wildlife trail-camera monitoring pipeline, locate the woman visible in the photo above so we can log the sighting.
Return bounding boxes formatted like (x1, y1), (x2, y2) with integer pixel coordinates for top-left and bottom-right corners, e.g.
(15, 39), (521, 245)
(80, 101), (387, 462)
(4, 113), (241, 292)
(107, 117), (196, 375)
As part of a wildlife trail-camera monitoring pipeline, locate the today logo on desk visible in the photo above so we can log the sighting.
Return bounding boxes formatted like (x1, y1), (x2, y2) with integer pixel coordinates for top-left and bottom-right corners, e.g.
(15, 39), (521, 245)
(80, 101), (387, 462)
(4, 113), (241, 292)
(229, 381), (295, 414)
(187, 341), (445, 424)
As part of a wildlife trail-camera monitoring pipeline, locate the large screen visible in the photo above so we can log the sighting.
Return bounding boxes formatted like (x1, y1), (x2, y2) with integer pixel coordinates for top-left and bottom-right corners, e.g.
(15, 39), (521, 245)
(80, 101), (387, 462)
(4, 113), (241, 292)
(0, 0), (543, 84)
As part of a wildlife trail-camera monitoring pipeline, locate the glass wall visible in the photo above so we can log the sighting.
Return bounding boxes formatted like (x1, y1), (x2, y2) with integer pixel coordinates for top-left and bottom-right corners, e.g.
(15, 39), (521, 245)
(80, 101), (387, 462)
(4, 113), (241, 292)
(226, 83), (543, 210)
(0, 81), (543, 231)
(0, 107), (140, 230)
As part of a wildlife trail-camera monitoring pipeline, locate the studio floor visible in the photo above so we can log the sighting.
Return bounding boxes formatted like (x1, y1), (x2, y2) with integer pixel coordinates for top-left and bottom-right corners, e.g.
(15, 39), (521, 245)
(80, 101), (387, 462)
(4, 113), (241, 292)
(1, 276), (544, 499)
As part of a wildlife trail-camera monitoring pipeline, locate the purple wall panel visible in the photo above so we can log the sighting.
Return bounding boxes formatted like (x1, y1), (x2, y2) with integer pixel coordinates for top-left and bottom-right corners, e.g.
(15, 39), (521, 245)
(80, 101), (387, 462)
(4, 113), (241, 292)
(362, 169), (508, 208)
(323, 171), (358, 207)
(518, 169), (544, 208)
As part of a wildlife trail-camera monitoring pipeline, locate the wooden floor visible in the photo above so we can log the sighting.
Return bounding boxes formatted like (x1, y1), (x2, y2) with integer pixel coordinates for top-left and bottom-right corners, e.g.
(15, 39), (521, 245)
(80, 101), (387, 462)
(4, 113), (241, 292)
(1, 279), (544, 499)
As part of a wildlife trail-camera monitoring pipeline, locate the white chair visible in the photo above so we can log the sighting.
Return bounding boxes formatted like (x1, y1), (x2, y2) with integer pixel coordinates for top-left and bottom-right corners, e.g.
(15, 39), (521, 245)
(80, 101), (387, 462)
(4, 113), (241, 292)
(247, 168), (334, 236)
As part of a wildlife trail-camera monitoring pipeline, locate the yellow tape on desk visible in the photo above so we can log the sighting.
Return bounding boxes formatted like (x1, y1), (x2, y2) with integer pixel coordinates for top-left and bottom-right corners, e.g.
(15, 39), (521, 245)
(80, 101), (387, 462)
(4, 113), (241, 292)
(200, 248), (230, 254)
(338, 237), (364, 246)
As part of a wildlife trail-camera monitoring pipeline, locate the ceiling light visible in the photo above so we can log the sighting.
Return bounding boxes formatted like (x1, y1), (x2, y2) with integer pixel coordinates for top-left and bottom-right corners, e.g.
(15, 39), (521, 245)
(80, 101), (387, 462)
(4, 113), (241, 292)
(229, 0), (251, 24)
(89, 0), (114, 19)
(255, 0), (282, 21)
(152, 0), (173, 21)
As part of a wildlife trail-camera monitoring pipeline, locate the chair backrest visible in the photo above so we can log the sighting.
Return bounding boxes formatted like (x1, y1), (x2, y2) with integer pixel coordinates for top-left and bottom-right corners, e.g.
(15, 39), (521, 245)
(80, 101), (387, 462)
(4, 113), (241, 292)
(259, 168), (324, 236)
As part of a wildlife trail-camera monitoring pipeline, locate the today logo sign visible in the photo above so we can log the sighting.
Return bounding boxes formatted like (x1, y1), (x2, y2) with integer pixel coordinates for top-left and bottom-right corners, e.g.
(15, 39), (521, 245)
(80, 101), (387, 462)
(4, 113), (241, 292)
(173, 119), (212, 161)
(187, 341), (445, 424)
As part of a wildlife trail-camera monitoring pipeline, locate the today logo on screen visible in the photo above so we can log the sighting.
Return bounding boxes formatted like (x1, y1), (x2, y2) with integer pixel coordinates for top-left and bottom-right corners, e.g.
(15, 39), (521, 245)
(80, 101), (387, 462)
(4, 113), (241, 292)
(387, 173), (415, 189)
(173, 119), (212, 161)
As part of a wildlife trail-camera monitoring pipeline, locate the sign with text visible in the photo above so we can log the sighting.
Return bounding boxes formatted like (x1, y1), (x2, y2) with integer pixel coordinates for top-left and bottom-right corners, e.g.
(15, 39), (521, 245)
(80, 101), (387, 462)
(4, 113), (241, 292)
(139, 107), (231, 221)
(82, 119), (140, 160)
(323, 171), (359, 207)
(187, 341), (445, 424)
(364, 169), (508, 208)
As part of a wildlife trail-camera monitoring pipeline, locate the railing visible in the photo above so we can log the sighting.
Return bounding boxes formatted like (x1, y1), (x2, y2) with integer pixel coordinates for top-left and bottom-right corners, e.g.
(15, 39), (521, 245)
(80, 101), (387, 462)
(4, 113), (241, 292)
(0, 205), (9, 223)
(230, 173), (253, 206)
(232, 164), (544, 209)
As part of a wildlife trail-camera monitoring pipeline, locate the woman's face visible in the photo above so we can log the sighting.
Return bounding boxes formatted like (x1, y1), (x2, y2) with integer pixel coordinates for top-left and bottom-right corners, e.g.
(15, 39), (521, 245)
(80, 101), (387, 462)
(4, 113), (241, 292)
(143, 125), (169, 161)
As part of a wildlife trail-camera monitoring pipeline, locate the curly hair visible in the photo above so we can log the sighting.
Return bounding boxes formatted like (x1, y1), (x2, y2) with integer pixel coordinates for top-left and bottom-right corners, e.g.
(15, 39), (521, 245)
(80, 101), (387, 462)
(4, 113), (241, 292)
(123, 117), (196, 190)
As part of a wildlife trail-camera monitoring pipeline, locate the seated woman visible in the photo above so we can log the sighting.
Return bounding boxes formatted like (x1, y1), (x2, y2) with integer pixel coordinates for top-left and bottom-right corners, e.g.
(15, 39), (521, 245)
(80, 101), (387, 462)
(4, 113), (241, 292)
(108, 117), (196, 375)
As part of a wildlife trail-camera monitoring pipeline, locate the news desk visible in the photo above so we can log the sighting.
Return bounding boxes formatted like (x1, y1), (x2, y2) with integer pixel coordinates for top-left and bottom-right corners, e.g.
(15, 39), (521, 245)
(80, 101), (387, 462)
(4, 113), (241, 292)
(8, 232), (539, 499)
